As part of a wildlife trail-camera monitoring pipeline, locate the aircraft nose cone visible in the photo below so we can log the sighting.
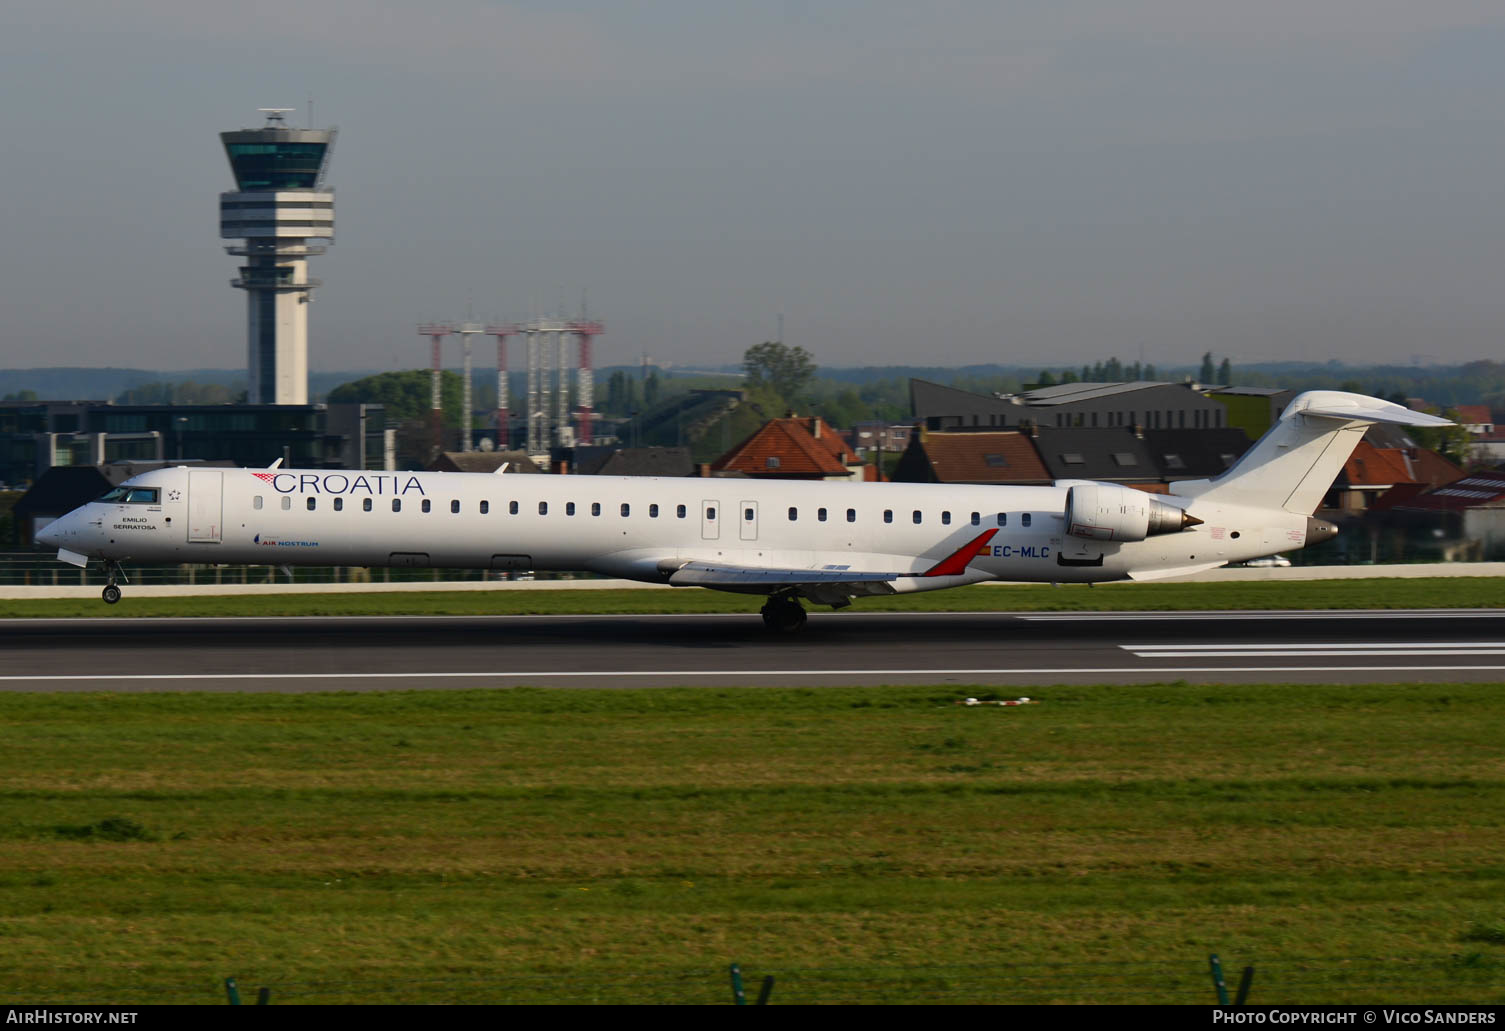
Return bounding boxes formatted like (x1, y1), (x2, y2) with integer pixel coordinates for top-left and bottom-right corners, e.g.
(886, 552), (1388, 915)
(36, 522), (61, 547)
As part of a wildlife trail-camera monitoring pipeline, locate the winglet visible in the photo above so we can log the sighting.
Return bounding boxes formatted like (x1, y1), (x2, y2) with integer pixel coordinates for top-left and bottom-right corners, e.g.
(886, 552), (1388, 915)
(267, 457), (283, 469)
(922, 529), (997, 577)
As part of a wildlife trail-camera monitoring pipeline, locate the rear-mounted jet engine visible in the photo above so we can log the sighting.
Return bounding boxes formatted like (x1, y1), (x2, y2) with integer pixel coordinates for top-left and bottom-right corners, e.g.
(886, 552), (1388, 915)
(1064, 482), (1202, 542)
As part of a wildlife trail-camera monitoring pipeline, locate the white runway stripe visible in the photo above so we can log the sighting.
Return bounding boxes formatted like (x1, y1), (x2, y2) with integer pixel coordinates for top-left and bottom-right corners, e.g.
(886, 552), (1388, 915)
(1025, 611), (1505, 621)
(1126, 641), (1505, 657)
(3, 665), (1505, 683)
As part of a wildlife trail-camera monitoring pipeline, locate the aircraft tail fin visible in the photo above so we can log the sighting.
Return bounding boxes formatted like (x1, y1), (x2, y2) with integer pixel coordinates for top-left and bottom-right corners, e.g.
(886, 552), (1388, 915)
(1172, 391), (1453, 515)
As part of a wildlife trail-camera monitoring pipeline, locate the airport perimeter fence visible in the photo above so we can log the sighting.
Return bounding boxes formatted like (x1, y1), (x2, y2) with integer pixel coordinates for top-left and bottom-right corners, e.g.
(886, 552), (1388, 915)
(15, 954), (1503, 1005)
(0, 552), (589, 588)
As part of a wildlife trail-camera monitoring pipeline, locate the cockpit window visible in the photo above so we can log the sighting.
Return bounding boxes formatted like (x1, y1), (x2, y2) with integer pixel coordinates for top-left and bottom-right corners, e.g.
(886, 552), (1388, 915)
(98, 487), (159, 504)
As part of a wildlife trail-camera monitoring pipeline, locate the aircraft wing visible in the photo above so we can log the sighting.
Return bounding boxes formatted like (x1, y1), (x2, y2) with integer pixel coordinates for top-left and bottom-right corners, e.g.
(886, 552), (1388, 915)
(668, 561), (903, 588)
(665, 529), (999, 593)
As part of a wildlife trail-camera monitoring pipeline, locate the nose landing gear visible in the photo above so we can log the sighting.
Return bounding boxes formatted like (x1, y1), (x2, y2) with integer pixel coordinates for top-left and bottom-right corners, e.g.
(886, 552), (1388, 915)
(101, 560), (128, 605)
(760, 593), (807, 633)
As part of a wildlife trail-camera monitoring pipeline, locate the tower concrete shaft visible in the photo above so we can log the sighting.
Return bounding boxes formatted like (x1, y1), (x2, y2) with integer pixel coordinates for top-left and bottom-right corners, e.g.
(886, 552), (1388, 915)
(220, 109), (335, 405)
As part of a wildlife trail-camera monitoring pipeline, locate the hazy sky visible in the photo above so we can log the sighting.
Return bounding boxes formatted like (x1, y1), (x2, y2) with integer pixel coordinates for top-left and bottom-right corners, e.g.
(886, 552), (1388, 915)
(3, 1), (1505, 373)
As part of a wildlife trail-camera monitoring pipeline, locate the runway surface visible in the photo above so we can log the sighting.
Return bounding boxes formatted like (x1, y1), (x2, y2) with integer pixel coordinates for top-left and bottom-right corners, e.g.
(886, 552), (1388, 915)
(4, 609), (1505, 690)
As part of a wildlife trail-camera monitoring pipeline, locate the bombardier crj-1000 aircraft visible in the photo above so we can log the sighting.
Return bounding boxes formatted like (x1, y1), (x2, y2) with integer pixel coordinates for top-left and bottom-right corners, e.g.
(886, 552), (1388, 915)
(37, 391), (1450, 631)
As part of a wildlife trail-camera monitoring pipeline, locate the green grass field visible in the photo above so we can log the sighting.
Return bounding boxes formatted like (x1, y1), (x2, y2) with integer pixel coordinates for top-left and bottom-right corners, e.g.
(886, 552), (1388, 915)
(0, 683), (1502, 1004)
(2, 575), (1503, 619)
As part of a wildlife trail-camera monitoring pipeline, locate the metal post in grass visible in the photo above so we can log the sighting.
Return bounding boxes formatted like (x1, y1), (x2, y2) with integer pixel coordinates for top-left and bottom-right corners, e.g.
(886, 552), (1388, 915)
(1209, 954), (1229, 1005)
(1235, 965), (1254, 1006)
(756, 975), (774, 1006)
(730, 963), (747, 1005)
(225, 977), (241, 1005)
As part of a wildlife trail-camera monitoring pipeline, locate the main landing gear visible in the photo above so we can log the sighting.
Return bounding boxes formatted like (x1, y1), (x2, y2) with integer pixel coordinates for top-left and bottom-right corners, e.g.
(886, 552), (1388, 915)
(760, 593), (807, 633)
(101, 560), (127, 605)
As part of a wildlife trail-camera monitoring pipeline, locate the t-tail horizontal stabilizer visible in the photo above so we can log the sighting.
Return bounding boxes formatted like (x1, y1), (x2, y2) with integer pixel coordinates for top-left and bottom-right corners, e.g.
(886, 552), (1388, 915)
(1172, 390), (1454, 516)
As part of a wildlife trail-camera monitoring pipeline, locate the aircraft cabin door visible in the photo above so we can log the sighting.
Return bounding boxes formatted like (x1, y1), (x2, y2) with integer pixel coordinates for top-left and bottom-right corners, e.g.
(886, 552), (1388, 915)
(739, 500), (758, 541)
(701, 500), (720, 541)
(187, 470), (223, 544)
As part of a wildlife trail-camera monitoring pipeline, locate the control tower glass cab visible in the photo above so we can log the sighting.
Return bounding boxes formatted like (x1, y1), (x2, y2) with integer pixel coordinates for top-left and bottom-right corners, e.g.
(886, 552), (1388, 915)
(219, 109), (335, 405)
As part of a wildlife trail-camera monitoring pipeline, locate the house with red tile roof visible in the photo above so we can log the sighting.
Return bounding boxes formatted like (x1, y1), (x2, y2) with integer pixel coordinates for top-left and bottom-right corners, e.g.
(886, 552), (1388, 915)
(710, 416), (877, 481)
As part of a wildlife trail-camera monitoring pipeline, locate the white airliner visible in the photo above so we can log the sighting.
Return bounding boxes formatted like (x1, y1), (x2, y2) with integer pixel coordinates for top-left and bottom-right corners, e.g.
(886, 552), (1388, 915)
(36, 390), (1450, 630)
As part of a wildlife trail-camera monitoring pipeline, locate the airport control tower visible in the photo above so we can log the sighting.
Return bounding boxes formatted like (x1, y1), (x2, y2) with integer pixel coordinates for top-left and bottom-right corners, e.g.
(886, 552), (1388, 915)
(220, 109), (336, 405)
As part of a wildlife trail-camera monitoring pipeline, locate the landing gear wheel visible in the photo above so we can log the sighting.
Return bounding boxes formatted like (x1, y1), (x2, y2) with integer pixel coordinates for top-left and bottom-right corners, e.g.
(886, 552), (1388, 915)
(100, 559), (127, 605)
(760, 596), (807, 633)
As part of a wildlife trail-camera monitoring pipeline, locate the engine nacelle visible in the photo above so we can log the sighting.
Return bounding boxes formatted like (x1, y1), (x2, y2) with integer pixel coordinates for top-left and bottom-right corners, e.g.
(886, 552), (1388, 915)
(1065, 482), (1201, 542)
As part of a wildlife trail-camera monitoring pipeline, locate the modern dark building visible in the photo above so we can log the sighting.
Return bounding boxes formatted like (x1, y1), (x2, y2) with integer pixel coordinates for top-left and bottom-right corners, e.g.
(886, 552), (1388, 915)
(911, 378), (1232, 432)
(1, 401), (388, 488)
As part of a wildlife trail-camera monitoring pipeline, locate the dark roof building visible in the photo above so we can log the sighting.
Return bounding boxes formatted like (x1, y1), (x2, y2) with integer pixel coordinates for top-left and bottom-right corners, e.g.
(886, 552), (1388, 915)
(1029, 427), (1162, 487)
(1140, 427), (1252, 483)
(893, 429), (1051, 485)
(429, 451), (541, 474)
(588, 447), (696, 478)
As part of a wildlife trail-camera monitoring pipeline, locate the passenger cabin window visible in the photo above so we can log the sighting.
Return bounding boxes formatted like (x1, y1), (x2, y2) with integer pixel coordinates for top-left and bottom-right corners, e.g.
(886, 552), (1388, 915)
(745, 507), (754, 521)
(997, 513), (1006, 526)
(333, 498), (343, 512)
(942, 511), (951, 525)
(970, 512), (979, 526)
(567, 502), (576, 516)
(1022, 513), (1032, 527)
(392, 499), (401, 513)
(281, 497), (291, 511)
(539, 501), (548, 515)
(912, 510), (922, 524)
(818, 508), (827, 522)
(591, 502), (601, 516)
(253, 496), (263, 510)
(847, 508), (856, 523)
(649, 504), (659, 518)
(450, 500), (460, 514)
(422, 499), (431, 513)
(509, 501), (519, 515)
(884, 510), (893, 524)
(677, 504), (687, 519)
(621, 503), (630, 517)
(363, 498), (372, 512)
(706, 506), (716, 520)
(788, 507), (797, 522)
(307, 498), (317, 511)
(480, 500), (489, 514)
